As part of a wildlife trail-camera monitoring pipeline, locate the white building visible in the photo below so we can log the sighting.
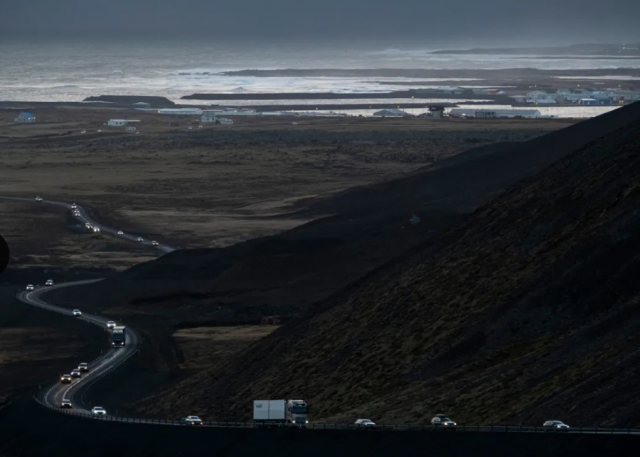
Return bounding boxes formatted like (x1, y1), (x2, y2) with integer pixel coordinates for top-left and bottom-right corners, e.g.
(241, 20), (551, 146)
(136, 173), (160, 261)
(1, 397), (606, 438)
(218, 118), (234, 125)
(158, 108), (203, 116)
(526, 91), (558, 103)
(14, 112), (36, 123)
(201, 111), (219, 123)
(107, 119), (128, 126)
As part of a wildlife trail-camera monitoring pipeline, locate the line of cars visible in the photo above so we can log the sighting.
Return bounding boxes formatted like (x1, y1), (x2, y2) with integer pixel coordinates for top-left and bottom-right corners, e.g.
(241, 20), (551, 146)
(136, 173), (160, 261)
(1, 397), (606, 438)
(37, 196), (161, 246)
(353, 415), (571, 431)
(58, 359), (107, 416)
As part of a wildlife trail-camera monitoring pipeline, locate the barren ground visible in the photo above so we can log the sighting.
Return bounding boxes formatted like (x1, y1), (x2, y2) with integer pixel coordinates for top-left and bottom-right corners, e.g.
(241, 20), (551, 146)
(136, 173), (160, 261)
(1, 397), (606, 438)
(0, 104), (575, 414)
(0, 105), (574, 270)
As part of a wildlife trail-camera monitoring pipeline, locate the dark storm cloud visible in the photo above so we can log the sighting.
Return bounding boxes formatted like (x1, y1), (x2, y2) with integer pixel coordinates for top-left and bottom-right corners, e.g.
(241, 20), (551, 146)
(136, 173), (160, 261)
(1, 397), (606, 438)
(1, 0), (639, 43)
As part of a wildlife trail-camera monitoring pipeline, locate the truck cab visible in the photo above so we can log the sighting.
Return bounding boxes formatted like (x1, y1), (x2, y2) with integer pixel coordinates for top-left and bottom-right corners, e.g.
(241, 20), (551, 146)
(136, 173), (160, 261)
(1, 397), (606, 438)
(111, 326), (126, 348)
(286, 399), (309, 426)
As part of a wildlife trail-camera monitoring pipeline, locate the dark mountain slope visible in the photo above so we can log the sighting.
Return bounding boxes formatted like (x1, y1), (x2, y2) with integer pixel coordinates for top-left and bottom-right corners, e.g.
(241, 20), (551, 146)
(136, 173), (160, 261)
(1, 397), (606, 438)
(297, 102), (640, 216)
(54, 103), (640, 325)
(136, 113), (640, 427)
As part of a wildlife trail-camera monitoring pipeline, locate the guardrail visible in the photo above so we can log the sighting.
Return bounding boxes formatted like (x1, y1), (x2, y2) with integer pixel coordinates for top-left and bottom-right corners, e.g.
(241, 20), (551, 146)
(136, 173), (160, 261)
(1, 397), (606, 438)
(29, 399), (640, 435)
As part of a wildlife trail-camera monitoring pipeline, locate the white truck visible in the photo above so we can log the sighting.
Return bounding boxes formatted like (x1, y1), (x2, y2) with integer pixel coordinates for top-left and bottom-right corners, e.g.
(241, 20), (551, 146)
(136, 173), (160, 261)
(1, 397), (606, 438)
(253, 399), (309, 428)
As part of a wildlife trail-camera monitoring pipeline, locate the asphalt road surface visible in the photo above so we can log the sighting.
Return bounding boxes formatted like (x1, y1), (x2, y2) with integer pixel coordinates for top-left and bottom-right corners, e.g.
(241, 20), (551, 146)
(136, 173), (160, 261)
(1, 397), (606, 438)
(16, 281), (141, 415)
(0, 195), (175, 253)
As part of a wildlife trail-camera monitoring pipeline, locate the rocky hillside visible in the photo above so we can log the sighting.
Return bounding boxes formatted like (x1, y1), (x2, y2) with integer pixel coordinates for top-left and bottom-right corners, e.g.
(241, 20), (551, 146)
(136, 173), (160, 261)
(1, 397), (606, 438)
(53, 104), (640, 327)
(134, 106), (640, 427)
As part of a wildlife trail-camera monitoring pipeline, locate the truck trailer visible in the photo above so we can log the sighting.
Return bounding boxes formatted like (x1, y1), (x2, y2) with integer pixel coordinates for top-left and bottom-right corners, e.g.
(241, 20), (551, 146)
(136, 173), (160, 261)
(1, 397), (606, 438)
(253, 399), (308, 427)
(111, 326), (126, 348)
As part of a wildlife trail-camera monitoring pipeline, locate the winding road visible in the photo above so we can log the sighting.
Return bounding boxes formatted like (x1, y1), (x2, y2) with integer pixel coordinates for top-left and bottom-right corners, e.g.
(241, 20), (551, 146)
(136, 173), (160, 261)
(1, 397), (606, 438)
(1, 195), (156, 415)
(4, 196), (640, 435)
(18, 281), (142, 413)
(0, 195), (175, 253)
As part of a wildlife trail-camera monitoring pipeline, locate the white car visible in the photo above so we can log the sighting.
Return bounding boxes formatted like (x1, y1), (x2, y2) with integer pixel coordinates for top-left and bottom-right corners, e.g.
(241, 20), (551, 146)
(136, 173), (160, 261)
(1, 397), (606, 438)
(117, 231), (124, 235)
(354, 419), (376, 428)
(35, 196), (43, 202)
(26, 284), (34, 291)
(78, 362), (89, 372)
(91, 406), (107, 416)
(106, 321), (116, 329)
(543, 420), (570, 431)
(137, 237), (144, 242)
(152, 240), (159, 246)
(71, 203), (77, 209)
(71, 369), (82, 378)
(72, 309), (82, 317)
(45, 279), (54, 287)
(432, 414), (457, 427)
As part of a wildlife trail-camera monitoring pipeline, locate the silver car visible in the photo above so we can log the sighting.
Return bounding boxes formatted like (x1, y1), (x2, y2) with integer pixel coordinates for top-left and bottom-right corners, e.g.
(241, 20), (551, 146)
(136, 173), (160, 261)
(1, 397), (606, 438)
(354, 419), (376, 428)
(543, 420), (570, 431)
(432, 414), (457, 428)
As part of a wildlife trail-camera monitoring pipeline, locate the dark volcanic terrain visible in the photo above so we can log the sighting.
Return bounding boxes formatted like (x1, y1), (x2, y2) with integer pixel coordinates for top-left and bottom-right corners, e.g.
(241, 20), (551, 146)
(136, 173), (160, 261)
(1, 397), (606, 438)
(131, 102), (640, 426)
(51, 103), (640, 329)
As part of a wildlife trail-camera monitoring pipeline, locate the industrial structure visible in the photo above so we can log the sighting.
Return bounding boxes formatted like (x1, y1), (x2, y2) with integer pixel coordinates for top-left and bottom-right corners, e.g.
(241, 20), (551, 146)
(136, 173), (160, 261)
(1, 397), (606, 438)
(14, 112), (36, 123)
(448, 109), (543, 119)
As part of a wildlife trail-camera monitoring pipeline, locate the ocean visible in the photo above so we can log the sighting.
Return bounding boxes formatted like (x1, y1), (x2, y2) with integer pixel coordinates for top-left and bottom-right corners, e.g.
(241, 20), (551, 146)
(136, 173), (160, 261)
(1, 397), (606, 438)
(1, 39), (639, 108)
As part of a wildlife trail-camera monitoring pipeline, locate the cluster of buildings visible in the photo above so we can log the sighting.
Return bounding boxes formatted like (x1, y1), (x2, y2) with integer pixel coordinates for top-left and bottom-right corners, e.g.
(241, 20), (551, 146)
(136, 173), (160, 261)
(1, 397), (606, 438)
(515, 88), (638, 105)
(415, 85), (639, 106)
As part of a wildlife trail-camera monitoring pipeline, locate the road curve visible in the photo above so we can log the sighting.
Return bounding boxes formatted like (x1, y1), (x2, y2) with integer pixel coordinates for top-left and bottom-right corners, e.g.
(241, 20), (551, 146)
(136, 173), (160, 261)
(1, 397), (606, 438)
(0, 195), (175, 253)
(17, 280), (142, 415)
(6, 196), (640, 434)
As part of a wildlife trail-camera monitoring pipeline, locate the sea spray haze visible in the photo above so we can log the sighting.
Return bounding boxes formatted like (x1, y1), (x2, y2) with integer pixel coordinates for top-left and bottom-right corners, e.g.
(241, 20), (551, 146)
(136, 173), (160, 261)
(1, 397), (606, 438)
(2, 39), (640, 103)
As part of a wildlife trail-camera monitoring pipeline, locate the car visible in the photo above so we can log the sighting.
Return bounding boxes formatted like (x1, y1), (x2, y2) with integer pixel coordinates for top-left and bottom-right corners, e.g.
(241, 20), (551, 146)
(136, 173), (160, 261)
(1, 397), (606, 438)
(543, 420), (570, 431)
(85, 222), (92, 228)
(72, 309), (82, 317)
(74, 211), (81, 217)
(117, 231), (124, 235)
(78, 362), (89, 372)
(180, 416), (203, 426)
(354, 419), (376, 428)
(71, 203), (77, 209)
(152, 241), (159, 246)
(431, 414), (457, 428)
(71, 369), (82, 378)
(137, 237), (144, 242)
(106, 321), (116, 329)
(35, 196), (43, 202)
(45, 279), (54, 287)
(60, 374), (72, 383)
(60, 399), (72, 408)
(93, 227), (100, 233)
(91, 406), (107, 416)
(26, 284), (34, 291)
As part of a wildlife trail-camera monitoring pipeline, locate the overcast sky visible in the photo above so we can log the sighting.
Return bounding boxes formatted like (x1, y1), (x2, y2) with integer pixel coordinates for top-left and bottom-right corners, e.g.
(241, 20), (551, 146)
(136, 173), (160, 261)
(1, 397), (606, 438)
(2, 0), (639, 44)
